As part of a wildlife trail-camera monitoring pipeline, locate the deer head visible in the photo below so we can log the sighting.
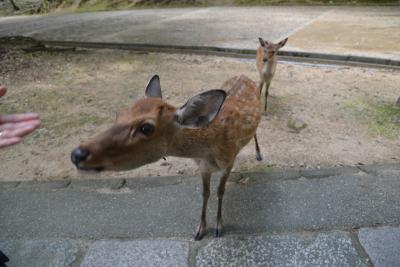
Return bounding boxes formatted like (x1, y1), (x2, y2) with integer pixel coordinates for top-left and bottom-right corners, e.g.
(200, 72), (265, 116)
(258, 37), (288, 62)
(70, 75), (226, 172)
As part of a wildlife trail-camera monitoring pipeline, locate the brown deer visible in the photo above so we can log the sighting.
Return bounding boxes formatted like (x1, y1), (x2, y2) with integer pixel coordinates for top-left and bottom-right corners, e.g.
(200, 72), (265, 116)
(71, 74), (262, 240)
(256, 37), (288, 112)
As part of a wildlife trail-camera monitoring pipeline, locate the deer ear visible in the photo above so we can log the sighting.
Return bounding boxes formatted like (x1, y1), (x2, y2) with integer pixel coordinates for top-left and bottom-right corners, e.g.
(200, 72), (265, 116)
(145, 75), (162, 98)
(278, 37), (288, 48)
(258, 37), (266, 47)
(175, 89), (226, 128)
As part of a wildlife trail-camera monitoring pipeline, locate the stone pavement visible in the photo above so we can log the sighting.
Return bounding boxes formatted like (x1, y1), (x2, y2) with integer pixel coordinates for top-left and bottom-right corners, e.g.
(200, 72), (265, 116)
(1, 164), (400, 266)
(0, 6), (399, 60)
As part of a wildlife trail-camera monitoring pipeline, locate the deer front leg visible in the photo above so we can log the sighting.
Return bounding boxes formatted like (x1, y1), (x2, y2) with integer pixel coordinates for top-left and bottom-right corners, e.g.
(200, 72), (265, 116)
(264, 82), (271, 112)
(258, 80), (264, 97)
(195, 172), (211, 241)
(216, 166), (233, 237)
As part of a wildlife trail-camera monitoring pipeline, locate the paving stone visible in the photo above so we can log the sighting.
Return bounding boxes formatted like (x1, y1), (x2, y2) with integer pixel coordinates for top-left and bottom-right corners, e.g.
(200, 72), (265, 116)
(196, 232), (366, 267)
(80, 240), (189, 267)
(0, 239), (80, 267)
(358, 227), (400, 267)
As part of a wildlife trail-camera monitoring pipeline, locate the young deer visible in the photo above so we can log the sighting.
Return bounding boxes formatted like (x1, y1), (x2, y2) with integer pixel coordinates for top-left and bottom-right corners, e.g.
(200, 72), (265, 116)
(71, 75), (262, 240)
(256, 37), (288, 112)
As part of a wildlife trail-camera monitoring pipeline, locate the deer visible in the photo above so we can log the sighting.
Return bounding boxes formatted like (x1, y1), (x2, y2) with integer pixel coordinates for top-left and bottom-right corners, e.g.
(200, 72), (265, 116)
(256, 37), (288, 112)
(71, 74), (262, 240)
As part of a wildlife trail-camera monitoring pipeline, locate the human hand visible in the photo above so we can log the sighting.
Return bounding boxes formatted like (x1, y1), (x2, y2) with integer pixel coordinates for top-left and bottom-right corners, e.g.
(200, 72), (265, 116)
(0, 86), (41, 148)
(0, 86), (6, 98)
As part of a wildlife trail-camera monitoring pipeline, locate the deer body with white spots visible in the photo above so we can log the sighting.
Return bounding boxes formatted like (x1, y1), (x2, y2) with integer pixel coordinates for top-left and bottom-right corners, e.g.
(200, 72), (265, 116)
(71, 74), (262, 240)
(256, 37), (288, 112)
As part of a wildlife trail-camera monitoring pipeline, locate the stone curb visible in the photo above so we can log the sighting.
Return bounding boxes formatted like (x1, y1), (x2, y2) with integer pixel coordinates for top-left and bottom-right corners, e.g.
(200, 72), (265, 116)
(0, 164), (397, 192)
(40, 40), (400, 69)
(357, 163), (400, 175)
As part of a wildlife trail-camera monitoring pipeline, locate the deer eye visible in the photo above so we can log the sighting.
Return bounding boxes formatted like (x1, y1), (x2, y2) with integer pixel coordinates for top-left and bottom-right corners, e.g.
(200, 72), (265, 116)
(140, 123), (155, 136)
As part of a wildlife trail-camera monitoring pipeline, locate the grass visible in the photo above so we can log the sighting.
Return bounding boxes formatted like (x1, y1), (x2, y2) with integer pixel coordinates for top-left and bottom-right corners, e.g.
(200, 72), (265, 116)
(0, 88), (107, 139)
(75, 2), (112, 12)
(347, 100), (400, 139)
(43, 112), (106, 136)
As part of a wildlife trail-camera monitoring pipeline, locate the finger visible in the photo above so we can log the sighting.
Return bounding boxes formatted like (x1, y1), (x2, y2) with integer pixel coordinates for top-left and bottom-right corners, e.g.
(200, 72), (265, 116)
(4, 124), (40, 139)
(0, 113), (40, 123)
(0, 137), (21, 148)
(0, 86), (6, 98)
(0, 120), (40, 131)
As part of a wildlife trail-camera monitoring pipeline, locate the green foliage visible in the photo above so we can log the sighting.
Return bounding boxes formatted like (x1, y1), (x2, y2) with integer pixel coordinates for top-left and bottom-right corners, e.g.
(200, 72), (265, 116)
(368, 105), (400, 139)
(347, 100), (400, 139)
(235, 0), (400, 4)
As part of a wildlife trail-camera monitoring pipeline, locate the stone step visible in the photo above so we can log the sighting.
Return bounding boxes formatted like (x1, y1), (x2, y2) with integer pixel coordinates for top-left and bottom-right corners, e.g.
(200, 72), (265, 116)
(1, 165), (399, 240)
(1, 165), (400, 266)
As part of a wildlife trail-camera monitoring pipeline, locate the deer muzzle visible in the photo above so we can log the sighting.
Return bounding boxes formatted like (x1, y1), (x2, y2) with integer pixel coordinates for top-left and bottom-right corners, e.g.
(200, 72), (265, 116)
(71, 147), (104, 172)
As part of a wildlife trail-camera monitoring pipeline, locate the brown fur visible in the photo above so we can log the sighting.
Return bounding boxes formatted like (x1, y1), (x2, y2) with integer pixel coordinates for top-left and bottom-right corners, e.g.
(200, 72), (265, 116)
(256, 37), (288, 112)
(74, 75), (261, 240)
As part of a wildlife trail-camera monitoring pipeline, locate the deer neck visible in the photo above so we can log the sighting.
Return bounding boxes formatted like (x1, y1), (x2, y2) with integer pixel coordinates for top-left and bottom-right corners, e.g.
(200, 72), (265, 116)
(264, 57), (277, 77)
(166, 127), (213, 158)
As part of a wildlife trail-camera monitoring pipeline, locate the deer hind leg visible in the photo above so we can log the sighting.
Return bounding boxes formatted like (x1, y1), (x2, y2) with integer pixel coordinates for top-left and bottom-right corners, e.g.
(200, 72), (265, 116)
(264, 82), (271, 112)
(195, 171), (211, 241)
(216, 165), (233, 237)
(254, 134), (263, 161)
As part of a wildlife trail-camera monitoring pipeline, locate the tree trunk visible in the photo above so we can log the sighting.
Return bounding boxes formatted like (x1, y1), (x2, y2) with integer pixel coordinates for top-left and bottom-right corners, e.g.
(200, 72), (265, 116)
(9, 0), (20, 10)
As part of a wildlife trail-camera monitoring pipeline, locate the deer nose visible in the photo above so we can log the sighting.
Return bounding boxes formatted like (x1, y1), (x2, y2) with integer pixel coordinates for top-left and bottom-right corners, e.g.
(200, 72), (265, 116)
(71, 148), (90, 166)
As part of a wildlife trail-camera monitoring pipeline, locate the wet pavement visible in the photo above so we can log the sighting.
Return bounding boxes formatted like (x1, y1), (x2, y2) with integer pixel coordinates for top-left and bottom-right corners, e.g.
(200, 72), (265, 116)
(0, 6), (399, 60)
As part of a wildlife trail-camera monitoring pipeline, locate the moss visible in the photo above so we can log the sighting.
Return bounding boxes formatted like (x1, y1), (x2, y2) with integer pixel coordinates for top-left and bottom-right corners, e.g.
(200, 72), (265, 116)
(254, 163), (278, 172)
(346, 101), (400, 139)
(368, 105), (400, 139)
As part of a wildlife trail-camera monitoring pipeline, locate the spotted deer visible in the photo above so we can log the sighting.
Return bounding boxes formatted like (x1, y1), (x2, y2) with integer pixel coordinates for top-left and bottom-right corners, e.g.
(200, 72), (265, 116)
(256, 37), (288, 112)
(71, 74), (262, 240)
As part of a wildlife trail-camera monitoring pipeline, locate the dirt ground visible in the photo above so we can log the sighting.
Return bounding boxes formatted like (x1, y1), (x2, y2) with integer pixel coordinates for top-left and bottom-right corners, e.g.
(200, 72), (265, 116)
(0, 46), (399, 181)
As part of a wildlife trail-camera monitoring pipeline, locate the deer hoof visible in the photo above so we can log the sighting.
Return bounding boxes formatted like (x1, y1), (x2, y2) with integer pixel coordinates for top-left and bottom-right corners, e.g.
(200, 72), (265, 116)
(215, 229), (223, 238)
(194, 225), (206, 241)
(256, 154), (263, 161)
(195, 231), (205, 241)
(215, 222), (223, 238)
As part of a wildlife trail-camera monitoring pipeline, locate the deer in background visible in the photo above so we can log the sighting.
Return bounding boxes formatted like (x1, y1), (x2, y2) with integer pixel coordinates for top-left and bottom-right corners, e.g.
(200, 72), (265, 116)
(71, 74), (262, 240)
(256, 37), (288, 112)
